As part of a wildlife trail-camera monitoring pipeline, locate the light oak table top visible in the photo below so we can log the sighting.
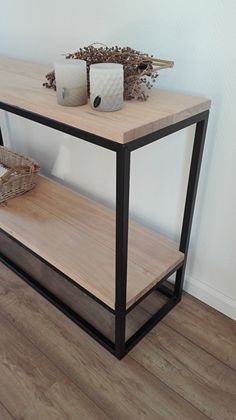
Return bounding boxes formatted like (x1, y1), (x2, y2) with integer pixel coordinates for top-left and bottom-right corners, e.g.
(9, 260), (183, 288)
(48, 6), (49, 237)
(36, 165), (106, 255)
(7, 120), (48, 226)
(0, 176), (183, 309)
(0, 57), (211, 144)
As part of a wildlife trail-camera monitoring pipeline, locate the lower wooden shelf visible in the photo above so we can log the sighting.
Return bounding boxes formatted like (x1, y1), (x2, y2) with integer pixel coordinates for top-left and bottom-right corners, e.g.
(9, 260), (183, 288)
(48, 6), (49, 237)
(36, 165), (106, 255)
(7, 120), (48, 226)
(0, 176), (184, 309)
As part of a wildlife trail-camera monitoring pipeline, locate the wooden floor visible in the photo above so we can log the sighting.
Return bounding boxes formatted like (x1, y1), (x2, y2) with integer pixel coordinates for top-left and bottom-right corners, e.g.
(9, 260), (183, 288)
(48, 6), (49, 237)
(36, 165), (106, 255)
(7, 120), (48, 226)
(0, 263), (235, 419)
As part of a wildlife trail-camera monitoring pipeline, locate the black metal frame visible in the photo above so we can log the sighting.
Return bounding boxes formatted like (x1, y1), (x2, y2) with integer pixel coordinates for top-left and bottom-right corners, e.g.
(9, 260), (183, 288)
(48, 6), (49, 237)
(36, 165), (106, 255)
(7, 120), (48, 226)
(0, 103), (209, 359)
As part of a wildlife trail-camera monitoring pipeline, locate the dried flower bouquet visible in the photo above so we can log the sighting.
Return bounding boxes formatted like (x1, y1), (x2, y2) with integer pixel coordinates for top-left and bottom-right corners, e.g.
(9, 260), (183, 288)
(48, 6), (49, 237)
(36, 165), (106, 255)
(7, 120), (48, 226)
(43, 44), (174, 101)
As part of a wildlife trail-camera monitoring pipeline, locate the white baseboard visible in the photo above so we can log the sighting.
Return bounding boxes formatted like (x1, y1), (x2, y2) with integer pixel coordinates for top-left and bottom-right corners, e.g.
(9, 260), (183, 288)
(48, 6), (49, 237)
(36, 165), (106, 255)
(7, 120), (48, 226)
(184, 275), (236, 321)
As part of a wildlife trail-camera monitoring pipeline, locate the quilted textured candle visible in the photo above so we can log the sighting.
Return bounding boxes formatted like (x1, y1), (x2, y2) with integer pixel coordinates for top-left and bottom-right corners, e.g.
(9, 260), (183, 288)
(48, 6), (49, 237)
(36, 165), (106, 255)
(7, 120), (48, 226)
(90, 63), (124, 112)
(55, 60), (87, 106)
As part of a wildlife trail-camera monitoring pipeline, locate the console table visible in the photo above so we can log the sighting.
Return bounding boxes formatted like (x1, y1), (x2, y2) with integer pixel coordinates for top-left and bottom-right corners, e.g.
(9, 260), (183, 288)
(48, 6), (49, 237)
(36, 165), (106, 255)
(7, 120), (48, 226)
(0, 57), (210, 359)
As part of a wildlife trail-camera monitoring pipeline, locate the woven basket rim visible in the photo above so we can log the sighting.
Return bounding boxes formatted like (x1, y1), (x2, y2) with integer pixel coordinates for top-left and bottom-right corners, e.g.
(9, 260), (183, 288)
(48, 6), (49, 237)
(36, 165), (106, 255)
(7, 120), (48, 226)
(0, 145), (40, 203)
(0, 145), (40, 168)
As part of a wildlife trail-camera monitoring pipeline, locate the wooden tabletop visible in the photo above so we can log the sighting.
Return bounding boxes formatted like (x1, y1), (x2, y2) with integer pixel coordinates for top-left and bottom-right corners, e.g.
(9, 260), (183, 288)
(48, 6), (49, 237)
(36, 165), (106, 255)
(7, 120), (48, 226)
(0, 175), (183, 309)
(0, 57), (211, 144)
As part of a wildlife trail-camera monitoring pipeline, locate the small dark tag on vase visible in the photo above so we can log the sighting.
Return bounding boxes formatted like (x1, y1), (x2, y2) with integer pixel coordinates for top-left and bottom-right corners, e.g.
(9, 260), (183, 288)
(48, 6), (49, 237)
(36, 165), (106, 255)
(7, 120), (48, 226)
(93, 96), (101, 108)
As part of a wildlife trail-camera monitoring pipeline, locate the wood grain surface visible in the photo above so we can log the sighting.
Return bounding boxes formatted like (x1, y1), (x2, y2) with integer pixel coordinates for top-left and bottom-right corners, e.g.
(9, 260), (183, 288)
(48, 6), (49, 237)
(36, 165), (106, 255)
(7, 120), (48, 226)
(0, 311), (109, 419)
(131, 322), (236, 420)
(0, 175), (184, 309)
(0, 57), (211, 144)
(161, 294), (236, 372)
(0, 226), (169, 342)
(0, 402), (14, 420)
(0, 264), (211, 420)
(0, 263), (235, 419)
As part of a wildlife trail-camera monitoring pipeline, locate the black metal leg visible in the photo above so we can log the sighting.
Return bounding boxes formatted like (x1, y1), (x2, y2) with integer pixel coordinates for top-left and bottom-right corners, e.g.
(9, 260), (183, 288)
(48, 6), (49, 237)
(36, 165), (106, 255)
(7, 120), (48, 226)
(115, 145), (131, 359)
(174, 112), (209, 298)
(0, 127), (4, 146)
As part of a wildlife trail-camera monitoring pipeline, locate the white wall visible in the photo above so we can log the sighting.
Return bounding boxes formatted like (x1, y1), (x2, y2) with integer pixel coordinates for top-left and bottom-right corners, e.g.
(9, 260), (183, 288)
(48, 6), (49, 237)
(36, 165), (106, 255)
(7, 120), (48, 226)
(0, 0), (236, 319)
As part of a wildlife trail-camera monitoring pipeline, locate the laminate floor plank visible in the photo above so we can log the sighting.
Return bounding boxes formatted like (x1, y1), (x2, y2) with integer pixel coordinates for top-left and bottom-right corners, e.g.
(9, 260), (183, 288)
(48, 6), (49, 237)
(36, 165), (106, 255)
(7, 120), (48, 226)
(141, 291), (236, 371)
(0, 310), (110, 420)
(0, 401), (14, 420)
(0, 264), (207, 420)
(130, 322), (236, 420)
(162, 295), (236, 371)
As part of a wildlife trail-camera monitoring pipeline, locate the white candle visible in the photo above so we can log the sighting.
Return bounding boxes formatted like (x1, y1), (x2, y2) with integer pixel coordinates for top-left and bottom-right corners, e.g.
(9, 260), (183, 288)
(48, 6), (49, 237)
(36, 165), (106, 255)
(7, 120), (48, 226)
(54, 59), (87, 106)
(90, 63), (124, 112)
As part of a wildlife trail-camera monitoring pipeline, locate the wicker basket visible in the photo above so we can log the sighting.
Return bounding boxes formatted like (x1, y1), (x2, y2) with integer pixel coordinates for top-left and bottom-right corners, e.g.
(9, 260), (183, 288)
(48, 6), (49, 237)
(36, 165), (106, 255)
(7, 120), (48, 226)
(0, 146), (40, 203)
